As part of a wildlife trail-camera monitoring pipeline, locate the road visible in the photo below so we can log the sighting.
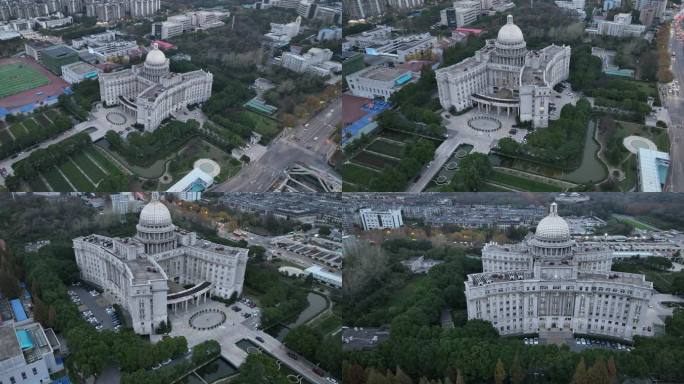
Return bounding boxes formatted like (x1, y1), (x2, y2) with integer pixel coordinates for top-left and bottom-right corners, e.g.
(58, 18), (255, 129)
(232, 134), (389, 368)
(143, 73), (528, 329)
(665, 12), (684, 192)
(214, 98), (341, 192)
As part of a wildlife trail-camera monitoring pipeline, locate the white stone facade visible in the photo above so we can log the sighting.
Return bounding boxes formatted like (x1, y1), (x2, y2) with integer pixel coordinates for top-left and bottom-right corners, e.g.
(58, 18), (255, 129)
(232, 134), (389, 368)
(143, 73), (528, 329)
(465, 203), (655, 341)
(73, 197), (248, 335)
(436, 15), (570, 128)
(98, 43), (213, 131)
(359, 208), (403, 230)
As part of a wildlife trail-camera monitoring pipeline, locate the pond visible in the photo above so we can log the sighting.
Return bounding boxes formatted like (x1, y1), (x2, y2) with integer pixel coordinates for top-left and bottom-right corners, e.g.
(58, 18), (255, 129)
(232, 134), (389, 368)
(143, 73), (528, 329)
(271, 292), (328, 340)
(561, 121), (608, 184)
(195, 357), (238, 383)
(178, 358), (238, 384)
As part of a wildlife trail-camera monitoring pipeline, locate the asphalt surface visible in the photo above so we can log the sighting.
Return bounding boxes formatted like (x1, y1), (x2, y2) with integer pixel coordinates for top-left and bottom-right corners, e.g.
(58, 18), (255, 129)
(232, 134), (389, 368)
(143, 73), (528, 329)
(665, 13), (684, 192)
(214, 97), (341, 192)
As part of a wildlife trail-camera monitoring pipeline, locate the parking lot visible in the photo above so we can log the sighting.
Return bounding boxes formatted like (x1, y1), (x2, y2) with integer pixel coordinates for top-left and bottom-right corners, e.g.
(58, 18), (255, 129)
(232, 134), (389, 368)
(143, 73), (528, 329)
(229, 298), (261, 330)
(570, 337), (633, 352)
(68, 283), (121, 332)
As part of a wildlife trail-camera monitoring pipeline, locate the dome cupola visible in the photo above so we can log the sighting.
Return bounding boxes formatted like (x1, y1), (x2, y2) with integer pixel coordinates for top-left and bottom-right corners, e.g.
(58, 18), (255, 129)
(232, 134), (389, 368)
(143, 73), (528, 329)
(497, 15), (525, 45)
(535, 203), (570, 242)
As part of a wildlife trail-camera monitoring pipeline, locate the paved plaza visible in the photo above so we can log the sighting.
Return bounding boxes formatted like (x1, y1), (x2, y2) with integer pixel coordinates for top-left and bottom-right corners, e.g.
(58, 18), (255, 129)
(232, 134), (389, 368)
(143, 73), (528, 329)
(165, 299), (328, 384)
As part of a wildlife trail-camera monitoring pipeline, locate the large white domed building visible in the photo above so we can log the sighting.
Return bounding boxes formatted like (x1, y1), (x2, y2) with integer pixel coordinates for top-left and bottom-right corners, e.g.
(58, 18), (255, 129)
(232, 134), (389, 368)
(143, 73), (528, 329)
(464, 203), (655, 341)
(73, 196), (248, 335)
(98, 43), (213, 131)
(436, 15), (571, 128)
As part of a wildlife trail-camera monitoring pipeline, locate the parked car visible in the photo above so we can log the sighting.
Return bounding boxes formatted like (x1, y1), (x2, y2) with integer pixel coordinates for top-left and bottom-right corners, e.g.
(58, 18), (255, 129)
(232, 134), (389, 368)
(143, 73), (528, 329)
(256, 336), (264, 343)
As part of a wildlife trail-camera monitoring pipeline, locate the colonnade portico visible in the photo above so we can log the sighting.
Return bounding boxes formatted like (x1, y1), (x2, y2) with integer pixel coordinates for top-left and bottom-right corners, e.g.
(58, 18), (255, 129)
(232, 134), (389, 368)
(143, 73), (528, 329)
(168, 282), (213, 313)
(472, 98), (519, 117)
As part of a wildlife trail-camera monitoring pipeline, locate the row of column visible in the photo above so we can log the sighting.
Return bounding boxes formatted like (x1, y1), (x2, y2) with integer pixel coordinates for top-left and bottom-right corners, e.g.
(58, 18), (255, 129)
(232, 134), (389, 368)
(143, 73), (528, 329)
(170, 289), (210, 312)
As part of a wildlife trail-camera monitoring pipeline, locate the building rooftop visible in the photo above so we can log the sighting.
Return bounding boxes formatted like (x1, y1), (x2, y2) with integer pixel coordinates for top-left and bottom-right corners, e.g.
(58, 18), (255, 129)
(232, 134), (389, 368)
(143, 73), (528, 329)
(638, 148), (670, 192)
(353, 65), (411, 82)
(62, 61), (99, 75)
(0, 323), (22, 362)
(42, 45), (77, 58)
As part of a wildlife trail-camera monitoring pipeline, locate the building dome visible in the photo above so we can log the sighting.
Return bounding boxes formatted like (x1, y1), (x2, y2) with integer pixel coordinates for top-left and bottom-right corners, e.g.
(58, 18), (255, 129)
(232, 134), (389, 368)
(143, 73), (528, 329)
(145, 45), (166, 66)
(535, 203), (570, 241)
(139, 198), (172, 227)
(497, 15), (524, 44)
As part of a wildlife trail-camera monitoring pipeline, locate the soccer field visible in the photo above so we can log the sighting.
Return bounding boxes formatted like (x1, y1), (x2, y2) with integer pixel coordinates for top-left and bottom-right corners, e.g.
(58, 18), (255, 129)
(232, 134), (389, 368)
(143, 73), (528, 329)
(0, 62), (50, 98)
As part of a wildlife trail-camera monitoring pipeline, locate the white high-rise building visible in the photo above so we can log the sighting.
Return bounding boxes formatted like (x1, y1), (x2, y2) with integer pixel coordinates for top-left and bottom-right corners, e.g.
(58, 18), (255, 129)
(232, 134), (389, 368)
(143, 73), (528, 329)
(465, 203), (655, 340)
(436, 15), (571, 128)
(453, 0), (481, 27)
(98, 43), (213, 131)
(359, 208), (403, 230)
(73, 196), (248, 335)
(387, 0), (424, 9)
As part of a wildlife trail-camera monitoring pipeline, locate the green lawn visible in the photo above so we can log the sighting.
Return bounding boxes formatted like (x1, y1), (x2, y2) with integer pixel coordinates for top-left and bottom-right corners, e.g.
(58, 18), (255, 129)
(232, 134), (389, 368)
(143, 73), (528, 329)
(59, 160), (94, 191)
(8, 123), (28, 138)
(84, 147), (123, 175)
(42, 167), (74, 191)
(34, 113), (52, 127)
(487, 170), (562, 192)
(243, 110), (279, 140)
(341, 162), (379, 190)
(0, 62), (50, 98)
(309, 312), (342, 336)
(366, 139), (405, 158)
(72, 152), (108, 183)
(0, 129), (12, 146)
(27, 175), (49, 192)
(21, 118), (41, 134)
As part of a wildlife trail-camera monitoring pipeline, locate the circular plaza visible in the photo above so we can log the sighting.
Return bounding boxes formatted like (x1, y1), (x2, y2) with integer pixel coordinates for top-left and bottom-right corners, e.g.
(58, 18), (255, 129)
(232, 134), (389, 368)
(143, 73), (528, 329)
(623, 136), (657, 154)
(189, 308), (227, 330)
(468, 115), (502, 132)
(194, 158), (221, 177)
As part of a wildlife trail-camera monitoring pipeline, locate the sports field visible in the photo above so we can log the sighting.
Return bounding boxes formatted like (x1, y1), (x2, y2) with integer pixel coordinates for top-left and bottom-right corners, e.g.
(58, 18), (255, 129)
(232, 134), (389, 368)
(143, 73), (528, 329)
(0, 63), (50, 98)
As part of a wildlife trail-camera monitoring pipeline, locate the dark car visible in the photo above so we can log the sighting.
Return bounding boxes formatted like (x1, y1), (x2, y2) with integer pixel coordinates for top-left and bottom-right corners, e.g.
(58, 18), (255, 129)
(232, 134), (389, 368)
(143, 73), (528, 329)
(287, 352), (298, 360)
(256, 336), (264, 343)
(313, 367), (326, 376)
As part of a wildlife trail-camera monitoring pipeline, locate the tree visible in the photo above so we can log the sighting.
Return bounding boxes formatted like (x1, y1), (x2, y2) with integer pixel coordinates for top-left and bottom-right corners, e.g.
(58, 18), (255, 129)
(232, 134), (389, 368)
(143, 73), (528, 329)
(510, 353), (525, 384)
(587, 357), (610, 384)
(572, 357), (588, 384)
(606, 356), (617, 381)
(494, 358), (506, 384)
(451, 153), (492, 192)
(318, 226), (332, 236)
(395, 367), (414, 384)
(455, 369), (465, 384)
(0, 270), (21, 299)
